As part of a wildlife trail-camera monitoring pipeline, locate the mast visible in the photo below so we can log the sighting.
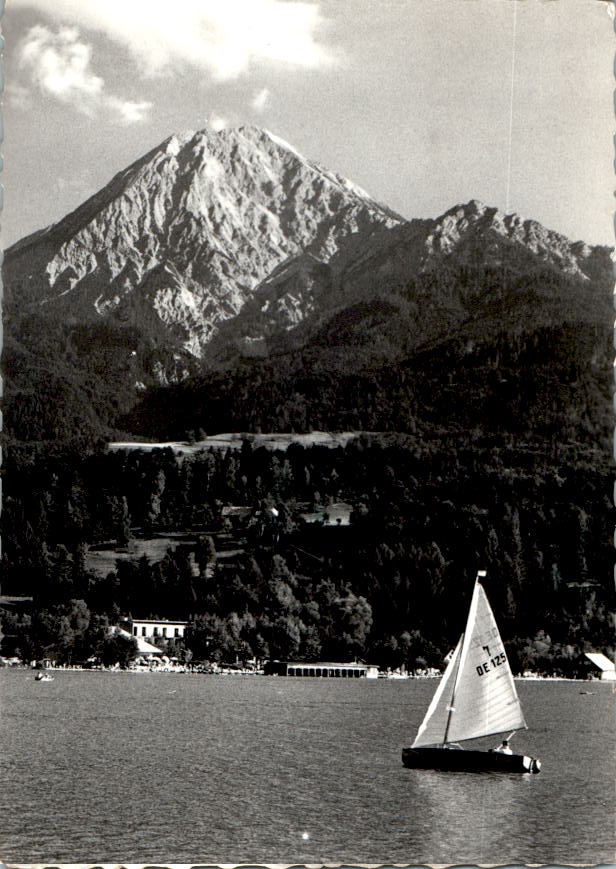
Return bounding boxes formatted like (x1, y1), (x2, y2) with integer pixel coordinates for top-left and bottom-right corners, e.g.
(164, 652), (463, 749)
(442, 630), (464, 746)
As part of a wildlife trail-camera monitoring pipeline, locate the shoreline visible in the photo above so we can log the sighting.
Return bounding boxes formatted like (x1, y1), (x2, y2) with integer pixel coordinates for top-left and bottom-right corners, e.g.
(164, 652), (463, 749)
(0, 663), (609, 683)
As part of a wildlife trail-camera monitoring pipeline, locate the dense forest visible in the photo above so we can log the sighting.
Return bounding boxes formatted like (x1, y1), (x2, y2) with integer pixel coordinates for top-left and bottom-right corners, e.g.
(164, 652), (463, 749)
(2, 434), (613, 674)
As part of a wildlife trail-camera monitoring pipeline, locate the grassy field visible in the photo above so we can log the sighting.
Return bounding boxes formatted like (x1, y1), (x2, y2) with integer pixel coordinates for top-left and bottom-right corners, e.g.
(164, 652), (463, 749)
(87, 532), (199, 578)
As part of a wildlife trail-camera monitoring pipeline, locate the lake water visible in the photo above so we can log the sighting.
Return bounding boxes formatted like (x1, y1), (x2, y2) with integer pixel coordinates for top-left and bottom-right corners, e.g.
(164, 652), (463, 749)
(0, 670), (614, 864)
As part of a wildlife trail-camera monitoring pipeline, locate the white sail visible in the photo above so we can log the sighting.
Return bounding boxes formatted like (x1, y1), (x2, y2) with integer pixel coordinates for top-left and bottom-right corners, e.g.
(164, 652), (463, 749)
(412, 578), (526, 748)
(412, 637), (462, 748)
(447, 580), (526, 742)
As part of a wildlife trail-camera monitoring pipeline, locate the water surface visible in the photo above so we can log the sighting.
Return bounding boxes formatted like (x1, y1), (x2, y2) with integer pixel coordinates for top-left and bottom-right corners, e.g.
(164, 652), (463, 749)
(0, 671), (613, 863)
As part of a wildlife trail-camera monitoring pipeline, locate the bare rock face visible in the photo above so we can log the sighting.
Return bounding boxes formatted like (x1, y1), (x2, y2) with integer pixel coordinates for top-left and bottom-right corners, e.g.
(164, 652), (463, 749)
(5, 126), (403, 357)
(422, 200), (609, 283)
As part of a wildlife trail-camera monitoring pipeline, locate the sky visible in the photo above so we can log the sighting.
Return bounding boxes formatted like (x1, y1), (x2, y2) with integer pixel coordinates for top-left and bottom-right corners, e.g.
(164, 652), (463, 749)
(2, 0), (614, 248)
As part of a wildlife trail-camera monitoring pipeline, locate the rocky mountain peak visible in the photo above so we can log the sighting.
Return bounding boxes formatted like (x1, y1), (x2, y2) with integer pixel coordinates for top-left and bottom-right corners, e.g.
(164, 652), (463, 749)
(5, 124), (404, 357)
(421, 199), (609, 283)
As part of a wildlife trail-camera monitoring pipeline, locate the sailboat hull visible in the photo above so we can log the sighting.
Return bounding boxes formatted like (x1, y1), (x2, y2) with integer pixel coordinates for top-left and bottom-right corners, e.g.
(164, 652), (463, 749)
(402, 746), (541, 774)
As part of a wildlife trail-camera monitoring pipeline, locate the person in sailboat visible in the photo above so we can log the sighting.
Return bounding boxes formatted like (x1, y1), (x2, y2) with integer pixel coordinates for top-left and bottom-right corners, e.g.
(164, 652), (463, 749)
(494, 739), (512, 755)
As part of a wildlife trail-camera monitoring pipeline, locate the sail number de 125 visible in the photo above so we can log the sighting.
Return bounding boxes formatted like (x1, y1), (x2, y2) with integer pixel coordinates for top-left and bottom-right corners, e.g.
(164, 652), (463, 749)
(476, 645), (506, 676)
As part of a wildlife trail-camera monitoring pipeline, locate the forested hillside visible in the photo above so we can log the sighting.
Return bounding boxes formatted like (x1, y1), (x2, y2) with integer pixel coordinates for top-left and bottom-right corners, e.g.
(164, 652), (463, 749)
(3, 309), (197, 446)
(2, 435), (613, 674)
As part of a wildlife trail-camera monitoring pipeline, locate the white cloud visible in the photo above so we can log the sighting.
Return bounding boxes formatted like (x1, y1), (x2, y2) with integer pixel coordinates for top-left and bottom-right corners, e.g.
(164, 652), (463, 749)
(251, 87), (271, 113)
(19, 25), (104, 100)
(17, 25), (152, 123)
(11, 0), (336, 80)
(107, 97), (153, 124)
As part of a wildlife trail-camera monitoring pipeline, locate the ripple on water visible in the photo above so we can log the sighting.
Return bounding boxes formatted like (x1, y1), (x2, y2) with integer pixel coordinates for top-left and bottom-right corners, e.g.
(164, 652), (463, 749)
(0, 671), (613, 863)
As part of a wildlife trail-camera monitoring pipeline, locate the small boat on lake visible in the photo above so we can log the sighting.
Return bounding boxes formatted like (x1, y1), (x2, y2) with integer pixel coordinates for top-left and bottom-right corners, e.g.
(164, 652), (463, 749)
(35, 672), (54, 682)
(402, 571), (541, 774)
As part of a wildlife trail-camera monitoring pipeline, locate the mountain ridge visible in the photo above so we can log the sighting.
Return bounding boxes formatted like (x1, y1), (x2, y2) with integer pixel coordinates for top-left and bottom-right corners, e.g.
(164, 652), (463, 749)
(3, 124), (612, 445)
(6, 125), (609, 360)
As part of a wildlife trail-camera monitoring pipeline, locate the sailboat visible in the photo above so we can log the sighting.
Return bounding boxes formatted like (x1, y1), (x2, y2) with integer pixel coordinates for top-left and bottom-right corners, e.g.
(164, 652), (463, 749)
(402, 571), (541, 774)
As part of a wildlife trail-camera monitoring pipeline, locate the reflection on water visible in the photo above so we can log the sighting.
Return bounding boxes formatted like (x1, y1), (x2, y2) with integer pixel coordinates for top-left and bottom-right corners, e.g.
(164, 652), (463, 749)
(406, 763), (537, 863)
(0, 671), (613, 863)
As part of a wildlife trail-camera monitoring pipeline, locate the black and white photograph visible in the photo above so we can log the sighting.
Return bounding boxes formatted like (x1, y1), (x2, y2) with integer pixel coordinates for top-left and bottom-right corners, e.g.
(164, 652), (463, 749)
(0, 0), (614, 865)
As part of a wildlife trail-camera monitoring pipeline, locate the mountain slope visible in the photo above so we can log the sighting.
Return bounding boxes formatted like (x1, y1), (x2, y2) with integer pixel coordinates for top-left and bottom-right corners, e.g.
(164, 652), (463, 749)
(121, 328), (612, 455)
(3, 126), (612, 447)
(122, 243), (613, 449)
(4, 125), (403, 357)
(204, 199), (612, 367)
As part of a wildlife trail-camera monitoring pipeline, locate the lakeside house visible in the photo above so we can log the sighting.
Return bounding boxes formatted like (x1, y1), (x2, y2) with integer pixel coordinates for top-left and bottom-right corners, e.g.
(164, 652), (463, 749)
(128, 618), (188, 642)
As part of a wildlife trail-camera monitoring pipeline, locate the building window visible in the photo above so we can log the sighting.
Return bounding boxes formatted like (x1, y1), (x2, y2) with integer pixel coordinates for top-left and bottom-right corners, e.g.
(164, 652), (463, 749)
(133, 627), (137, 636)
(174, 628), (180, 637)
(163, 627), (167, 637)
(142, 627), (146, 637)
(154, 627), (159, 636)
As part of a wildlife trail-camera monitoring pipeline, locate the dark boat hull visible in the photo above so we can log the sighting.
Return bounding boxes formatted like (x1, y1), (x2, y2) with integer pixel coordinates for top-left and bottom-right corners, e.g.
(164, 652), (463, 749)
(402, 746), (541, 774)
